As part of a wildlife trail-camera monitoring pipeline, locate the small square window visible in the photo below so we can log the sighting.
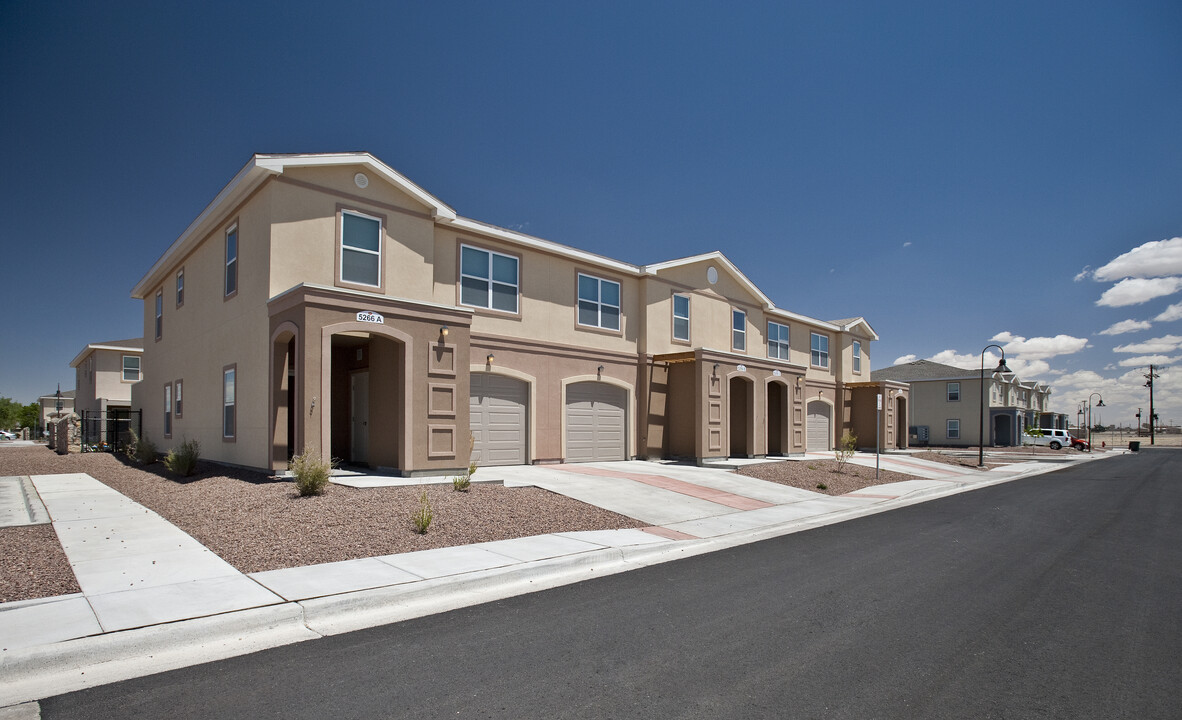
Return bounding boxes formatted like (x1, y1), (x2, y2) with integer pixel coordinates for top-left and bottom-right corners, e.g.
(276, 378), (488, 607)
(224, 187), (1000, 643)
(672, 294), (690, 342)
(460, 244), (519, 313)
(732, 310), (746, 352)
(577, 273), (621, 331)
(810, 333), (829, 368)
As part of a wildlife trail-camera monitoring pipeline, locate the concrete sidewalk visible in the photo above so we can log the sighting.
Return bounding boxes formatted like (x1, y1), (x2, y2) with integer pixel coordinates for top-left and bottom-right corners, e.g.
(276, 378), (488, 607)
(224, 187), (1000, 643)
(0, 450), (1120, 707)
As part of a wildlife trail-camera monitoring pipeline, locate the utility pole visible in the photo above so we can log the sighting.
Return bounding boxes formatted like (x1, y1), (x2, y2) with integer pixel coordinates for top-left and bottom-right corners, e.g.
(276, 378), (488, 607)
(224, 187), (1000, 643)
(1145, 365), (1159, 446)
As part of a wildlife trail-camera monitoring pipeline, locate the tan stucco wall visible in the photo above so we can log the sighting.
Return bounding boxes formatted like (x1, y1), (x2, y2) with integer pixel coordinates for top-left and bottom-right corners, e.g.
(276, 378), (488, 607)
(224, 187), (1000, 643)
(906, 377), (987, 446)
(76, 349), (138, 415)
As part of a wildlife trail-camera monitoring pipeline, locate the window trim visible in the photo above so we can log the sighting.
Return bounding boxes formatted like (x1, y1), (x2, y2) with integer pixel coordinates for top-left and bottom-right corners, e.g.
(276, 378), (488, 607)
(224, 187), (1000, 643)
(731, 308), (747, 353)
(121, 355), (141, 383)
(671, 292), (691, 345)
(852, 340), (862, 374)
(335, 206), (387, 293)
(154, 290), (163, 342)
(767, 321), (790, 361)
(222, 364), (237, 442)
(163, 383), (173, 439)
(947, 418), (960, 439)
(175, 267), (185, 308)
(174, 378), (183, 418)
(575, 271), (623, 335)
(947, 382), (961, 402)
(810, 332), (830, 369)
(224, 222), (239, 300)
(457, 241), (521, 316)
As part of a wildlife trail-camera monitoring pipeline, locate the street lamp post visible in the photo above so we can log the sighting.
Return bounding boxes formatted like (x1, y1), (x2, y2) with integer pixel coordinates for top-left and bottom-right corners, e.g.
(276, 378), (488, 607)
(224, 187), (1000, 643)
(1087, 393), (1104, 452)
(979, 345), (1011, 468)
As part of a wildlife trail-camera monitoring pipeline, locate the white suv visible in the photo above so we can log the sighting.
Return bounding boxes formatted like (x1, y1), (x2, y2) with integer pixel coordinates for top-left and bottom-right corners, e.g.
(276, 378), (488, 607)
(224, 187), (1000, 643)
(1022, 428), (1073, 450)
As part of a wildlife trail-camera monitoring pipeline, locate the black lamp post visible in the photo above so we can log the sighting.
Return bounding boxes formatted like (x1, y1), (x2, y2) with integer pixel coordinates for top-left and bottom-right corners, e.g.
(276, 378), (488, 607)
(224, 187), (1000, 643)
(1087, 393), (1103, 452)
(980, 345), (1011, 467)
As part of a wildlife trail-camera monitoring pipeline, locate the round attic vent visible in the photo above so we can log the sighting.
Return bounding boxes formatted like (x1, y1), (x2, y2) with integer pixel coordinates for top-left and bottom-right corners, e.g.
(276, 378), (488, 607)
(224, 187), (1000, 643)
(354, 172), (369, 189)
(706, 266), (719, 285)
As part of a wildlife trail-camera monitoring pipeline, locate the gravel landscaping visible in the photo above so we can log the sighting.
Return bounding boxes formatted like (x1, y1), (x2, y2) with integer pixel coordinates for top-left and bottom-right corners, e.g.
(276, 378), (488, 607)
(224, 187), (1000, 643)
(0, 446), (646, 601)
(735, 458), (914, 496)
(0, 524), (81, 603)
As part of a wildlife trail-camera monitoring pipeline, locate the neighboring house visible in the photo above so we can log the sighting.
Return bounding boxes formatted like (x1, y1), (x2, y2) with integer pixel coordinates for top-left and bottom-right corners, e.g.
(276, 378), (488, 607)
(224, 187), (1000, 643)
(70, 338), (144, 416)
(38, 389), (76, 430)
(871, 359), (1066, 447)
(130, 153), (906, 474)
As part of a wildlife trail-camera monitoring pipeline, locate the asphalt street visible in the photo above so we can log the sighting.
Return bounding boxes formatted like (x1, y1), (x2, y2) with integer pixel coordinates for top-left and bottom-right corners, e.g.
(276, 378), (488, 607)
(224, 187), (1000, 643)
(40, 450), (1181, 719)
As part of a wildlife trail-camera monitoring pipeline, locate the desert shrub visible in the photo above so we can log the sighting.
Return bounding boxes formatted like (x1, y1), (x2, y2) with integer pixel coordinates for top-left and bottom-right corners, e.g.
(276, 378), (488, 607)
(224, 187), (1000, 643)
(834, 431), (857, 472)
(126, 428), (159, 465)
(163, 438), (200, 476)
(411, 488), (433, 533)
(451, 472), (471, 492)
(289, 449), (334, 496)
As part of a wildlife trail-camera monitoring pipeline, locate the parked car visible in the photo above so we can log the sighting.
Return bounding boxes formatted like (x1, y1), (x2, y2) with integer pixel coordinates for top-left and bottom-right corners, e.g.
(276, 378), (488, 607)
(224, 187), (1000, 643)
(1071, 436), (1090, 451)
(0, 430), (17, 441)
(1021, 428), (1074, 450)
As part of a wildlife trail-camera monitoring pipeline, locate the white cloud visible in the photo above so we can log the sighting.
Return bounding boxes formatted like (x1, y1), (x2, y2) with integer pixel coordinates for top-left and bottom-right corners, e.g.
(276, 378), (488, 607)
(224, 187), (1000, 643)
(1074, 266), (1092, 282)
(1007, 358), (1051, 377)
(1095, 277), (1182, 307)
(1155, 302), (1182, 322)
(893, 354), (917, 364)
(928, 349), (995, 369)
(1099, 319), (1152, 336)
(989, 332), (1088, 360)
(1093, 237), (1182, 282)
(1117, 354), (1180, 367)
(902, 241), (912, 248)
(1112, 335), (1182, 354)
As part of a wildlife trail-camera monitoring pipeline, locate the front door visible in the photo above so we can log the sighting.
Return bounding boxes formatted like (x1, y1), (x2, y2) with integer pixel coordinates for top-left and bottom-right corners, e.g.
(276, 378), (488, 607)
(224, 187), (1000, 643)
(351, 371), (369, 464)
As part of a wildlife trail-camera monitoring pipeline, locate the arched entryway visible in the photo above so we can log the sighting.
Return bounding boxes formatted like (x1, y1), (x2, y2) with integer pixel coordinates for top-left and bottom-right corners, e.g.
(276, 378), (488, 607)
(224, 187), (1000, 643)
(806, 400), (832, 451)
(729, 376), (754, 458)
(766, 381), (788, 456)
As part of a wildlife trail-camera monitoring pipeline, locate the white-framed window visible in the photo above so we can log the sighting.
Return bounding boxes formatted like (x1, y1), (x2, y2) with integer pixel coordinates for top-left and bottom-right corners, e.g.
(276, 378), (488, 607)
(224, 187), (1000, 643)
(810, 333), (829, 368)
(768, 321), (789, 360)
(223, 365), (236, 440)
(340, 210), (382, 288)
(852, 341), (862, 373)
(947, 419), (960, 439)
(122, 355), (141, 382)
(732, 310), (747, 352)
(225, 224), (238, 297)
(947, 382), (960, 402)
(460, 244), (519, 313)
(163, 384), (172, 438)
(174, 379), (183, 418)
(672, 293), (690, 342)
(176, 268), (184, 307)
(577, 273), (621, 330)
(154, 291), (163, 341)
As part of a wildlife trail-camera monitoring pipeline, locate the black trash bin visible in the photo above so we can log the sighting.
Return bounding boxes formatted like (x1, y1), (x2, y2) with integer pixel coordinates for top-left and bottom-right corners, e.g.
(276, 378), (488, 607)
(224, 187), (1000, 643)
(1129, 441), (1140, 451)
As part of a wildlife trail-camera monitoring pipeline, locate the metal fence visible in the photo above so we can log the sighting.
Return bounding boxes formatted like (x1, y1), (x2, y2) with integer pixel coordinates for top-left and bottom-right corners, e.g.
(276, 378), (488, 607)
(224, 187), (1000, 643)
(80, 409), (141, 453)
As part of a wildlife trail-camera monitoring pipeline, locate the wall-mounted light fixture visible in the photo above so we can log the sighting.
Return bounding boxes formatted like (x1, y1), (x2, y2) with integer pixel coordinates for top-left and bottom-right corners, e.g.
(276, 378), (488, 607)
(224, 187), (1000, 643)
(310, 397), (317, 415)
(597, 365), (604, 375)
(713, 363), (720, 375)
(440, 325), (449, 338)
(486, 353), (495, 365)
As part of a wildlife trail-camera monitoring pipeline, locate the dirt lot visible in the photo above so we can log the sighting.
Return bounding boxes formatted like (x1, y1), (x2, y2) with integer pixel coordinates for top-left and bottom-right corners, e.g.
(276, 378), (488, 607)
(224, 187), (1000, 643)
(734, 458), (913, 496)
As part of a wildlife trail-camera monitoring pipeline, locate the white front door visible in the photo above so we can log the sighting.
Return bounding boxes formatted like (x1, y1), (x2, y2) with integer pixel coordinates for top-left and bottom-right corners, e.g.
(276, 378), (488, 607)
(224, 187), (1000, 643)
(351, 371), (369, 464)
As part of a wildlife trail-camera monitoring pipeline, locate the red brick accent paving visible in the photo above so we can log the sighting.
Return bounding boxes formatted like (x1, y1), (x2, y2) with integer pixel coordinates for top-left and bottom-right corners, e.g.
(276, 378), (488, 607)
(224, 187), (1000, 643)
(641, 526), (699, 540)
(553, 465), (774, 511)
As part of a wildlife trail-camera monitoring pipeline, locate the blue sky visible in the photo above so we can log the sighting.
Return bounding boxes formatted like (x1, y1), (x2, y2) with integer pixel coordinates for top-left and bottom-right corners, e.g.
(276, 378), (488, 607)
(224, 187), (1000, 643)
(2, 0), (1181, 427)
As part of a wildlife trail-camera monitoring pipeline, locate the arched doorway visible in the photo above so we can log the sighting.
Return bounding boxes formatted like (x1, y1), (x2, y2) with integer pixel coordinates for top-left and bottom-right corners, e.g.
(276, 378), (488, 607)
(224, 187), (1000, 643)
(766, 381), (788, 456)
(729, 376), (754, 458)
(806, 400), (832, 451)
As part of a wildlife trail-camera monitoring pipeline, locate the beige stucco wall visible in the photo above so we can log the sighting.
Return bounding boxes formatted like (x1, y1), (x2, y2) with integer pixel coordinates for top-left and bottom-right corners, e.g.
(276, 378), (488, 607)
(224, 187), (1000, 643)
(75, 349), (139, 415)
(906, 377), (988, 446)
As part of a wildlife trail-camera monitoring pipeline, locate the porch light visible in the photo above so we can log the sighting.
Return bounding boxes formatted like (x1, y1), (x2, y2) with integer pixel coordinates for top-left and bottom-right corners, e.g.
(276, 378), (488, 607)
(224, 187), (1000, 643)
(597, 365), (604, 375)
(713, 363), (719, 375)
(440, 325), (449, 338)
(486, 353), (495, 365)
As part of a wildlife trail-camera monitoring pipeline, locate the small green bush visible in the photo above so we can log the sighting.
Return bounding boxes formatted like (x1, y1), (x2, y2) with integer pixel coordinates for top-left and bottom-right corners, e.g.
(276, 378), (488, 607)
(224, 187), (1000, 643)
(834, 431), (857, 472)
(126, 428), (159, 465)
(816, 482), (828, 490)
(164, 438), (200, 476)
(451, 472), (471, 492)
(289, 449), (334, 497)
(411, 488), (433, 533)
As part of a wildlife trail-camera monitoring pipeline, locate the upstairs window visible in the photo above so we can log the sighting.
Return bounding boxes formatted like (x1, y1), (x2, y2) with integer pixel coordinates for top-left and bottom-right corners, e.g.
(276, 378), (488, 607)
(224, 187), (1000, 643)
(122, 355), (141, 382)
(768, 321), (789, 360)
(732, 310), (746, 352)
(672, 294), (690, 342)
(340, 210), (382, 288)
(176, 268), (184, 307)
(947, 382), (960, 402)
(460, 245), (518, 313)
(154, 291), (163, 341)
(810, 333), (829, 368)
(852, 341), (862, 373)
(577, 274), (621, 330)
(225, 224), (238, 297)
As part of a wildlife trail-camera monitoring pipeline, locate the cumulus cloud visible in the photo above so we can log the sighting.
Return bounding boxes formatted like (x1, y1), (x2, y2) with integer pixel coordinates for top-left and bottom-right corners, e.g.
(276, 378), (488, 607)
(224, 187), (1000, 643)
(1095, 277), (1182, 307)
(893, 354), (917, 364)
(1117, 354), (1180, 367)
(1099, 319), (1152, 336)
(990, 331), (1088, 360)
(1112, 335), (1182, 354)
(1093, 237), (1182, 282)
(928, 349), (994, 369)
(902, 241), (912, 248)
(1155, 302), (1182, 322)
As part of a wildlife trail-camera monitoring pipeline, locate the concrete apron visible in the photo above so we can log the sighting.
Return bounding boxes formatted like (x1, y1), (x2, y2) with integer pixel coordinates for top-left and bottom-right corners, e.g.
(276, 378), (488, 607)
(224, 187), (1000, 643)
(0, 453), (1117, 707)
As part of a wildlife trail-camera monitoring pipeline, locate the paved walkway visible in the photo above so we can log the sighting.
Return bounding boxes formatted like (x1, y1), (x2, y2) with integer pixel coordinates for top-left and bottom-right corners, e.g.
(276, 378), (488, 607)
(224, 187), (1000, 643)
(0, 450), (1120, 707)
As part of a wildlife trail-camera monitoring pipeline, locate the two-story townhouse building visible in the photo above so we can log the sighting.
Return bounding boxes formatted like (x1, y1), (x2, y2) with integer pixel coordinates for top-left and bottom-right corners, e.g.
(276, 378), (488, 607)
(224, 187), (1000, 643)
(872, 359), (1065, 447)
(69, 338), (143, 448)
(130, 153), (905, 474)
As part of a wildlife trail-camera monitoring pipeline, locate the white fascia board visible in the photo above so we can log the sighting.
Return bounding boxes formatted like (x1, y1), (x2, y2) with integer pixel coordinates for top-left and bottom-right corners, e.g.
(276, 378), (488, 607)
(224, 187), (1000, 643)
(69, 344), (144, 368)
(834, 317), (880, 341)
(442, 217), (640, 275)
(765, 307), (840, 332)
(131, 158), (277, 298)
(642, 251), (774, 308)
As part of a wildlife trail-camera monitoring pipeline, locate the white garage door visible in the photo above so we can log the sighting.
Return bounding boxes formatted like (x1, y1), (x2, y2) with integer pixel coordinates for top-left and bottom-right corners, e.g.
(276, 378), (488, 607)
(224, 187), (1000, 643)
(565, 382), (626, 462)
(470, 372), (527, 466)
(806, 401), (832, 451)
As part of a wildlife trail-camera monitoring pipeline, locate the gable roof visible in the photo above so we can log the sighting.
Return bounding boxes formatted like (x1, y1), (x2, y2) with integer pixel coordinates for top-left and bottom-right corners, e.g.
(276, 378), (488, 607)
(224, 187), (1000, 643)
(69, 338), (145, 368)
(871, 359), (977, 382)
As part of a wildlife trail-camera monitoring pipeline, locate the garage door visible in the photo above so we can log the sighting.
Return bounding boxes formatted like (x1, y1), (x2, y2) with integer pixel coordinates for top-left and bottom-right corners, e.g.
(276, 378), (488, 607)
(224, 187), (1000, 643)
(470, 372), (527, 466)
(806, 401), (832, 451)
(565, 381), (626, 462)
